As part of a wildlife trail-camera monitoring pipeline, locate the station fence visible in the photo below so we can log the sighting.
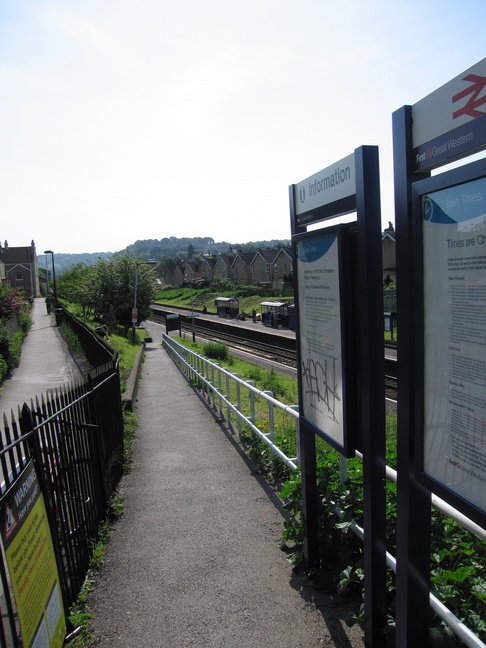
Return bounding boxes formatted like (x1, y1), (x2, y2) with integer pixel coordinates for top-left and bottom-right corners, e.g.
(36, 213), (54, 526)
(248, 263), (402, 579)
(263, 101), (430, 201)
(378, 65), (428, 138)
(0, 360), (124, 647)
(162, 333), (486, 648)
(0, 325), (124, 647)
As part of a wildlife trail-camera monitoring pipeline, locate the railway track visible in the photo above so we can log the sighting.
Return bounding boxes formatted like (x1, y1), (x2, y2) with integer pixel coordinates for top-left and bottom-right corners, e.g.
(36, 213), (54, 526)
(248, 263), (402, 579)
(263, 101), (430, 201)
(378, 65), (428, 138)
(151, 306), (398, 400)
(180, 320), (298, 368)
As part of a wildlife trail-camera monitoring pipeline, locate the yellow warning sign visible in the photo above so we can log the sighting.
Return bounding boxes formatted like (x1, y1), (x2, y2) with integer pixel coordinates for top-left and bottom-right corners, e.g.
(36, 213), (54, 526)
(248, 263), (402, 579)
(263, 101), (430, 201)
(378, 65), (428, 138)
(1, 460), (66, 647)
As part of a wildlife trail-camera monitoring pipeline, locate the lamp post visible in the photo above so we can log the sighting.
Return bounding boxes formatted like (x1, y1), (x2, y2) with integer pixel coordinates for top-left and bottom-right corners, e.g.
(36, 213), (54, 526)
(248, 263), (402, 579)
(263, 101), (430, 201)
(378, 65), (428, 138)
(132, 260), (156, 343)
(45, 255), (50, 297)
(185, 274), (196, 342)
(44, 250), (57, 305)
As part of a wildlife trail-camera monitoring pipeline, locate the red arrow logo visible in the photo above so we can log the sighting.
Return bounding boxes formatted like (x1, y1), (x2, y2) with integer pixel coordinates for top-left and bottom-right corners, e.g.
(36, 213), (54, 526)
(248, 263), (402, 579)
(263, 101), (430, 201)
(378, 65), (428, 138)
(452, 73), (486, 119)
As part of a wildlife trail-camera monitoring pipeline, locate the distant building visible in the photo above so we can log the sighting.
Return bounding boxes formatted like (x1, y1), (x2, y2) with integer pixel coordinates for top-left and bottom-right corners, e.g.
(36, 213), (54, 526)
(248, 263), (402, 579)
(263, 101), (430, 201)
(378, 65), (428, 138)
(232, 250), (254, 284)
(213, 254), (234, 281)
(382, 222), (396, 284)
(273, 246), (293, 285)
(250, 249), (275, 283)
(0, 240), (40, 296)
(171, 264), (185, 288)
(199, 257), (216, 282)
(184, 260), (201, 283)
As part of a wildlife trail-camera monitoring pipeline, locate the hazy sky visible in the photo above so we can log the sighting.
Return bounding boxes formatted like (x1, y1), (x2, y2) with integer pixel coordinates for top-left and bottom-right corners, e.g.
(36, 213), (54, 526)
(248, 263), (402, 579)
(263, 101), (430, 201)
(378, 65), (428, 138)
(0, 1), (485, 254)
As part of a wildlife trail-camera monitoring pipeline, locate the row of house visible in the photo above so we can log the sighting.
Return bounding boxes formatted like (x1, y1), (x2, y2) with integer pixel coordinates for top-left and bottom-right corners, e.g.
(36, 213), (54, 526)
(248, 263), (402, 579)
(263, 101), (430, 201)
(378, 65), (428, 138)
(164, 225), (397, 288)
(0, 225), (396, 296)
(0, 240), (40, 296)
(167, 246), (294, 288)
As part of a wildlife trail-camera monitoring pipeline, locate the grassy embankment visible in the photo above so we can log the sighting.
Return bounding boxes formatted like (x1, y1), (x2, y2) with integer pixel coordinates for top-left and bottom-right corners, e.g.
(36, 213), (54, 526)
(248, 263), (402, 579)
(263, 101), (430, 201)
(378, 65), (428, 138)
(154, 286), (286, 316)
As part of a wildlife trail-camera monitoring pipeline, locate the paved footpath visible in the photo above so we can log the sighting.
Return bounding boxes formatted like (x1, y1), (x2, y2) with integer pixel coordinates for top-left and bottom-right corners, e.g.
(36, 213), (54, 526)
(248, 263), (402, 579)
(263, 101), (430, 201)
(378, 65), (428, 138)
(89, 320), (364, 647)
(0, 298), (87, 423)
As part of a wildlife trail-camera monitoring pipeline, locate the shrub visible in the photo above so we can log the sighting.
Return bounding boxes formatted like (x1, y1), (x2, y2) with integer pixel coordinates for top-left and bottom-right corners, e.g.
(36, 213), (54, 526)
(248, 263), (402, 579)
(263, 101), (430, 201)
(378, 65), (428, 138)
(260, 368), (286, 399)
(202, 342), (229, 361)
(18, 310), (31, 334)
(244, 366), (263, 383)
(0, 326), (23, 374)
(0, 356), (7, 382)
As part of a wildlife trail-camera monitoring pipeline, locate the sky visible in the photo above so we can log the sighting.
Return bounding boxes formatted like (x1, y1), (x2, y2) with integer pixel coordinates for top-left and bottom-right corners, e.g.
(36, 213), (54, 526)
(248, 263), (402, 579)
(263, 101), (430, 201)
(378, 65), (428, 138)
(0, 1), (485, 255)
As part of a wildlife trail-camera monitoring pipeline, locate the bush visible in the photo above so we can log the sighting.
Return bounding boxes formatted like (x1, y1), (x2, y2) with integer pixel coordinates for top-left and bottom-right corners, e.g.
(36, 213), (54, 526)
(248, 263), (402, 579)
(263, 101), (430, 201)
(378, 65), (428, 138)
(0, 356), (7, 382)
(18, 310), (31, 334)
(202, 342), (229, 361)
(0, 326), (9, 365)
(260, 368), (286, 399)
(0, 309), (31, 381)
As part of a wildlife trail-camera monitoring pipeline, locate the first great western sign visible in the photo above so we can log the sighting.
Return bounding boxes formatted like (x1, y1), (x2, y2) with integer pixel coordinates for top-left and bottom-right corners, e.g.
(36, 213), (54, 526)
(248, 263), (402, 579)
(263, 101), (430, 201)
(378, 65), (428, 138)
(412, 57), (486, 172)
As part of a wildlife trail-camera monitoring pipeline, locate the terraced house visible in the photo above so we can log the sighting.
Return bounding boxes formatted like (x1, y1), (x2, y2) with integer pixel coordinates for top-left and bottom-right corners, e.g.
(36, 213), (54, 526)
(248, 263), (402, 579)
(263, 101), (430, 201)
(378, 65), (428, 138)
(0, 240), (40, 297)
(250, 248), (276, 284)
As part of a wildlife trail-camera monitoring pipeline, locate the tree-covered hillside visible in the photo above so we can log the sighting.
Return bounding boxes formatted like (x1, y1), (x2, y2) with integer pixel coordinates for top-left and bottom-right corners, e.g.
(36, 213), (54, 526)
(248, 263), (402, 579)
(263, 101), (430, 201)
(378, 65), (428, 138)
(48, 237), (291, 273)
(38, 252), (112, 275)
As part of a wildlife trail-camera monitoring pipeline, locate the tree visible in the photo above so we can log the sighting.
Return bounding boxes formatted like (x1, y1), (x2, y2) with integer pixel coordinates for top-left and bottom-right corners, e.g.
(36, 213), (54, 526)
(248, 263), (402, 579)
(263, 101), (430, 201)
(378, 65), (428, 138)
(57, 262), (97, 316)
(58, 254), (157, 333)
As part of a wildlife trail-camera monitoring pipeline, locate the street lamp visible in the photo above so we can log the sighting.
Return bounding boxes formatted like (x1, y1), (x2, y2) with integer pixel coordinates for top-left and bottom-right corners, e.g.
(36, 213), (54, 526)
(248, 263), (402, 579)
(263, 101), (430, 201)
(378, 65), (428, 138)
(45, 255), (50, 297)
(185, 274), (196, 342)
(132, 259), (156, 343)
(44, 250), (57, 305)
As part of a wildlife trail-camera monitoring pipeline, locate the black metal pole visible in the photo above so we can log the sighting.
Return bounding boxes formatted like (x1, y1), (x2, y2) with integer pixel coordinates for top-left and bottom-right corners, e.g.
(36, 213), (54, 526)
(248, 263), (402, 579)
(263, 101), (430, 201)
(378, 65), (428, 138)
(44, 250), (57, 305)
(393, 106), (431, 648)
(355, 146), (387, 647)
(289, 184), (319, 570)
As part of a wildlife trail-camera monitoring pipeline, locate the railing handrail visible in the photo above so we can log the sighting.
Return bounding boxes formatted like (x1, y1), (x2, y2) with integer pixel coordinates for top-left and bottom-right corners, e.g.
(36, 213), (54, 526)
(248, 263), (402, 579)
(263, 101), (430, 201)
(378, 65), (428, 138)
(162, 333), (299, 470)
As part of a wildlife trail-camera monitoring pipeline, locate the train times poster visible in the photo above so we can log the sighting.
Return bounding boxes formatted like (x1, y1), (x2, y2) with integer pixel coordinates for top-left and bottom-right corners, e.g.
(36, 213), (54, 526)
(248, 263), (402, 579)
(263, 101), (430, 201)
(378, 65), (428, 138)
(421, 174), (486, 515)
(296, 229), (347, 450)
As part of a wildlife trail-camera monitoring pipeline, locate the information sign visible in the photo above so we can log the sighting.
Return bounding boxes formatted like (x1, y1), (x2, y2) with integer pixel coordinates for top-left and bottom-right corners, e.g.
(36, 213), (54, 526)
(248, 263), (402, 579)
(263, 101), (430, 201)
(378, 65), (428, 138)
(413, 159), (486, 522)
(293, 153), (356, 228)
(295, 225), (354, 454)
(0, 460), (66, 648)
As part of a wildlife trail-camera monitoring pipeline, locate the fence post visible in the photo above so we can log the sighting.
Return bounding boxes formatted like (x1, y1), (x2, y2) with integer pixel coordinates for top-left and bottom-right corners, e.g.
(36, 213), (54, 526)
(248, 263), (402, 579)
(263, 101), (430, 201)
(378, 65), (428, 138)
(290, 405), (300, 465)
(226, 373), (231, 423)
(211, 363), (215, 408)
(215, 363), (223, 418)
(340, 455), (348, 485)
(247, 381), (255, 424)
(234, 373), (241, 435)
(263, 391), (275, 463)
(205, 359), (210, 400)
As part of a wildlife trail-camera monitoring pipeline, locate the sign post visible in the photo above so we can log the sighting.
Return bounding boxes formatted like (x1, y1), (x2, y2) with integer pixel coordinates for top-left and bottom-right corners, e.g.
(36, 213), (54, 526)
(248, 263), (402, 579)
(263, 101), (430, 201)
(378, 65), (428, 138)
(393, 56), (486, 646)
(290, 146), (386, 646)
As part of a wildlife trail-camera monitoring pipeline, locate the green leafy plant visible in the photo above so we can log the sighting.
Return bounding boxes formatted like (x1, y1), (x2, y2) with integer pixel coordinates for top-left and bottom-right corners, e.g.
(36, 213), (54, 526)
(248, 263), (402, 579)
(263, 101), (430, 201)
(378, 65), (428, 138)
(202, 341), (229, 361)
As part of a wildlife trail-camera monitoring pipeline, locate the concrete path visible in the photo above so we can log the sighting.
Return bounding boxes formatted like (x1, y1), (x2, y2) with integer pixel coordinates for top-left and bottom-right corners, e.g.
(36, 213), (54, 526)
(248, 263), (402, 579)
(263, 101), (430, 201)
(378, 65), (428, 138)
(0, 298), (87, 422)
(88, 320), (364, 647)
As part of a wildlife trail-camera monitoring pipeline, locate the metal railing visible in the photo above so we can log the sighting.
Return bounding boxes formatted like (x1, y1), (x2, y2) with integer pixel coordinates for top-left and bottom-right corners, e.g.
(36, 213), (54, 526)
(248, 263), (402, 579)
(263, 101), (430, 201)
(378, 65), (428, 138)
(162, 334), (300, 471)
(60, 306), (116, 368)
(162, 333), (486, 648)
(0, 361), (124, 646)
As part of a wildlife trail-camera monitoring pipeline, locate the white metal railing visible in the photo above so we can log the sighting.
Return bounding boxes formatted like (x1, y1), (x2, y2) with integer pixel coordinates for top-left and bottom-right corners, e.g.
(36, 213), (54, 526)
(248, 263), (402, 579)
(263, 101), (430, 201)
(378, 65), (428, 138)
(162, 334), (300, 471)
(162, 333), (486, 648)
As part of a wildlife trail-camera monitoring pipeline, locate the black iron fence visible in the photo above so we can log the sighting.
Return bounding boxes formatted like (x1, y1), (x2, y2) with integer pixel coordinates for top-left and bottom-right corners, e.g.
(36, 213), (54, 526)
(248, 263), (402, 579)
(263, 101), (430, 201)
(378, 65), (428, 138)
(60, 307), (115, 368)
(0, 360), (124, 646)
